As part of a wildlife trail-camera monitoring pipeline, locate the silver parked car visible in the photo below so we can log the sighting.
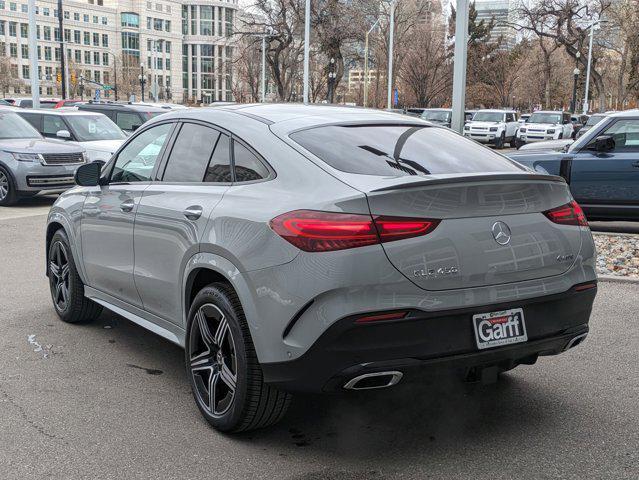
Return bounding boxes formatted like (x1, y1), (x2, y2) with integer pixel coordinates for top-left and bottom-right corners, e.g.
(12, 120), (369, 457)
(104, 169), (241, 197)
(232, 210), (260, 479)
(46, 104), (597, 432)
(0, 110), (87, 206)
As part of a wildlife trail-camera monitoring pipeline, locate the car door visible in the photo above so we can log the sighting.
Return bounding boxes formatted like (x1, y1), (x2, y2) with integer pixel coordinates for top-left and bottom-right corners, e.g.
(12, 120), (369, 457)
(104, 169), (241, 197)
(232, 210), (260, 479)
(80, 122), (174, 307)
(569, 118), (639, 209)
(505, 113), (517, 138)
(133, 121), (232, 324)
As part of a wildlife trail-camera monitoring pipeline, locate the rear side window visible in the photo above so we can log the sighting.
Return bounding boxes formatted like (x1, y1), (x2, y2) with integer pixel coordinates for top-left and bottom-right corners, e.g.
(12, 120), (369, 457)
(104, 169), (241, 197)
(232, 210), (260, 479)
(204, 133), (232, 183)
(233, 141), (270, 182)
(163, 123), (219, 182)
(116, 112), (143, 131)
(290, 124), (524, 176)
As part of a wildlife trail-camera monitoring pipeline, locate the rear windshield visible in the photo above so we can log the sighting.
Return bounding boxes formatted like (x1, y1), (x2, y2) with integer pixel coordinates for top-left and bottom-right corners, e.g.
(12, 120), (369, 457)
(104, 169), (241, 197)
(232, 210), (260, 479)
(290, 124), (524, 176)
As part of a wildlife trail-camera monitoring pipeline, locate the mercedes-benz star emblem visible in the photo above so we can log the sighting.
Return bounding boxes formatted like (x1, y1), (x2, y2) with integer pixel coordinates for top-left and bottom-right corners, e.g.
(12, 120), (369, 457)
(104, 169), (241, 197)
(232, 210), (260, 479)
(491, 221), (512, 245)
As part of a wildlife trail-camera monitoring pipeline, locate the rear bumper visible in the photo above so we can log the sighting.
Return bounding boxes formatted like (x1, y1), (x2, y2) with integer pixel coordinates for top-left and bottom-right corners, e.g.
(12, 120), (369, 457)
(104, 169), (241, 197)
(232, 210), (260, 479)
(261, 283), (596, 393)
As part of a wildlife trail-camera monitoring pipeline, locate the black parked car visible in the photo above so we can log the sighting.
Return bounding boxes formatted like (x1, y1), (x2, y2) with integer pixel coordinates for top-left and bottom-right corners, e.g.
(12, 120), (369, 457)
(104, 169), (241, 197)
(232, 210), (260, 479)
(77, 102), (167, 133)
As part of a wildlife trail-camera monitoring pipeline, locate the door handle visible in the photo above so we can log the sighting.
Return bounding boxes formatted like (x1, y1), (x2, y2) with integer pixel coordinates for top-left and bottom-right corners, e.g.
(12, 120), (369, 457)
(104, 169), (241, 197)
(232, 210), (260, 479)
(120, 199), (135, 212)
(183, 205), (203, 221)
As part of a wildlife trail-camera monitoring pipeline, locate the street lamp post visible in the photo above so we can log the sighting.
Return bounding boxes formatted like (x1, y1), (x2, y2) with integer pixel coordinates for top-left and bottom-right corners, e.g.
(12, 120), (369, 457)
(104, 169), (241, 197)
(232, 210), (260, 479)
(583, 19), (604, 114)
(387, 0), (396, 110)
(363, 18), (380, 108)
(138, 64), (146, 102)
(303, 0), (310, 104)
(571, 67), (580, 113)
(451, 0), (469, 133)
(327, 57), (336, 103)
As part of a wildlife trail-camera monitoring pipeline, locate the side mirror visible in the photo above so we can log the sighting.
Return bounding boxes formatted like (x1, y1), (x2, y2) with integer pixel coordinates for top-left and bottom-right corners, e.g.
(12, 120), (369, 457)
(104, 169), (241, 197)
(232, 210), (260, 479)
(56, 129), (71, 139)
(74, 161), (103, 186)
(588, 135), (615, 152)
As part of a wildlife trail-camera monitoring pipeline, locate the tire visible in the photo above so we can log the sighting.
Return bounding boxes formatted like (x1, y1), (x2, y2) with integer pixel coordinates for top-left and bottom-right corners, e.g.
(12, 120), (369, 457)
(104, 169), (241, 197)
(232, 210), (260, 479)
(0, 166), (18, 206)
(186, 283), (291, 432)
(48, 229), (103, 324)
(514, 138), (525, 149)
(510, 137), (518, 148)
(495, 132), (505, 149)
(558, 132), (563, 139)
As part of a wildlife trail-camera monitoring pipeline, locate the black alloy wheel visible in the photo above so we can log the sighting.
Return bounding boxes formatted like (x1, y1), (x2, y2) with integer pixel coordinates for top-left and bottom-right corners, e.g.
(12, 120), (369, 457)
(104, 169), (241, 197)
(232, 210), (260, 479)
(189, 303), (238, 417)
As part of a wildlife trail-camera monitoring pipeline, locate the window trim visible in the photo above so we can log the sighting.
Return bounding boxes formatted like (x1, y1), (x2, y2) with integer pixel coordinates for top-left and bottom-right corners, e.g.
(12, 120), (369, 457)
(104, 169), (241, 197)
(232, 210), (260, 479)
(151, 119), (276, 185)
(105, 120), (178, 185)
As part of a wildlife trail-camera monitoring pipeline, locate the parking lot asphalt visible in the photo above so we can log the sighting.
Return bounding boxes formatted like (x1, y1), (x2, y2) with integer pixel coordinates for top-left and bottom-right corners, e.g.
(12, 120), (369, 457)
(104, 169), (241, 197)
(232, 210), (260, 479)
(1, 204), (638, 480)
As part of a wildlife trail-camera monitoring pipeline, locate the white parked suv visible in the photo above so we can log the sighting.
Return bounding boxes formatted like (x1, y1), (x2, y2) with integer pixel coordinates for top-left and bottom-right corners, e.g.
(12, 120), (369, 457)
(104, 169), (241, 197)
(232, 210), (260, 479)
(463, 109), (519, 148)
(515, 111), (574, 148)
(16, 109), (126, 163)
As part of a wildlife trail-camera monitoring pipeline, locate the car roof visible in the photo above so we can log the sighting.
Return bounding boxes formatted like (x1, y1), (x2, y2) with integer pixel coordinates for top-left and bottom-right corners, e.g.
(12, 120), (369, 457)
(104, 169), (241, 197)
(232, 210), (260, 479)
(79, 102), (166, 112)
(532, 110), (567, 114)
(608, 109), (639, 118)
(17, 108), (104, 116)
(148, 103), (431, 134)
(475, 109), (516, 113)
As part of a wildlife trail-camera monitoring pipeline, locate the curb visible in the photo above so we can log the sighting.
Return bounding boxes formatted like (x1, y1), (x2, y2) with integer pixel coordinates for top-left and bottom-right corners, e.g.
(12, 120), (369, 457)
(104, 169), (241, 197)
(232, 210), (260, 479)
(592, 231), (639, 238)
(597, 274), (639, 285)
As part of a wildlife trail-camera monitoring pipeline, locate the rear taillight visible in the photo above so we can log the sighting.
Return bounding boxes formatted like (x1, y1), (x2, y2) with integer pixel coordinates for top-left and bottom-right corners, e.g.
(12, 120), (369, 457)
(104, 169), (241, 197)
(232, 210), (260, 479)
(543, 201), (588, 227)
(269, 210), (439, 252)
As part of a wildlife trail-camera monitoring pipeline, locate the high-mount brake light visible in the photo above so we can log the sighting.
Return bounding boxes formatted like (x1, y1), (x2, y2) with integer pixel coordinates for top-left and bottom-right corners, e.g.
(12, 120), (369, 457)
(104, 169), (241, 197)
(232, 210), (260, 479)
(269, 210), (440, 252)
(543, 201), (588, 227)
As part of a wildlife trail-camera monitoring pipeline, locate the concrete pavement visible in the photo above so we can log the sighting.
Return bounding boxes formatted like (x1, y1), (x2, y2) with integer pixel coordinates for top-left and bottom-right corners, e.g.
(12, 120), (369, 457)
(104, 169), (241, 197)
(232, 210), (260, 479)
(0, 205), (637, 480)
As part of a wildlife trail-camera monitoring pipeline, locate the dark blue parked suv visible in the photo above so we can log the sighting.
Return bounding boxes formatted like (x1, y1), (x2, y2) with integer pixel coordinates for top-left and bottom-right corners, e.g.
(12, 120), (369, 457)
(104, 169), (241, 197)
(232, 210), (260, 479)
(507, 110), (639, 221)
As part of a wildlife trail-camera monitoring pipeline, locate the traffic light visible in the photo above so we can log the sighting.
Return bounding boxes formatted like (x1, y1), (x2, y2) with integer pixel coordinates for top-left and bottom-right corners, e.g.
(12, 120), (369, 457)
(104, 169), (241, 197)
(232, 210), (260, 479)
(56, 72), (62, 83)
(71, 73), (76, 84)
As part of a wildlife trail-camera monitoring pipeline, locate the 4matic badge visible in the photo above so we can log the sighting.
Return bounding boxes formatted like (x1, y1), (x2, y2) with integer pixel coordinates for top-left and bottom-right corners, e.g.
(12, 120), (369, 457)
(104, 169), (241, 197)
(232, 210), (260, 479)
(413, 266), (459, 278)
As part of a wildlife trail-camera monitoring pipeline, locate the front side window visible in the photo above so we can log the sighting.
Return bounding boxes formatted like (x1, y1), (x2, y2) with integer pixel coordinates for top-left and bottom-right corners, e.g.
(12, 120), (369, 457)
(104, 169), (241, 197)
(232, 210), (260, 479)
(290, 124), (524, 177)
(595, 119), (639, 151)
(233, 142), (269, 182)
(111, 123), (172, 182)
(42, 115), (67, 136)
(163, 123), (220, 182)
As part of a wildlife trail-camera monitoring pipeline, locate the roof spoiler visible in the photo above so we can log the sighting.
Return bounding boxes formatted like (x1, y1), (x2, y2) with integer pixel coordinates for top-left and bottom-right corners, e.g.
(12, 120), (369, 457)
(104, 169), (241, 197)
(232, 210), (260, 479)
(371, 173), (566, 192)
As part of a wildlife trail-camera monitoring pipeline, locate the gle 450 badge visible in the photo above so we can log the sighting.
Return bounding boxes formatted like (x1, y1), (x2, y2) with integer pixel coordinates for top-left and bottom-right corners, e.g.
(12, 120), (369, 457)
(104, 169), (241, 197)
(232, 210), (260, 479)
(473, 308), (527, 350)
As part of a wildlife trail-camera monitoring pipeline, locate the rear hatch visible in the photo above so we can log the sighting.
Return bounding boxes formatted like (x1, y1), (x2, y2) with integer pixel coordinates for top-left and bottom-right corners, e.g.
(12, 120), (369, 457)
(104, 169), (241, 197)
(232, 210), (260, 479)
(285, 121), (582, 291)
(365, 175), (581, 290)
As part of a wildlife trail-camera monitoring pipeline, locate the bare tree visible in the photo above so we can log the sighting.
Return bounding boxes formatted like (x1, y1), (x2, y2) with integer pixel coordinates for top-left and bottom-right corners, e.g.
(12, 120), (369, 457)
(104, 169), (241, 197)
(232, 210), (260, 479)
(516, 0), (612, 112)
(399, 20), (451, 107)
(242, 1), (305, 101)
(0, 57), (16, 98)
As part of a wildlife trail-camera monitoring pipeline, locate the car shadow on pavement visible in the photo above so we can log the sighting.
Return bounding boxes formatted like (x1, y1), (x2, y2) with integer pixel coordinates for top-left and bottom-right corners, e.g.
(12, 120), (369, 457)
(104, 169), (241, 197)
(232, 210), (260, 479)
(90, 309), (564, 466)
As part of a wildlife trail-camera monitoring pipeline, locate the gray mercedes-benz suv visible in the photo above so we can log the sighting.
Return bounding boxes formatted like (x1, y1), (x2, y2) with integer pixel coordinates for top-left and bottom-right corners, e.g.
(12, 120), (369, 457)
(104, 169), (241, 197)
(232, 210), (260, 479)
(46, 104), (597, 432)
(0, 110), (86, 206)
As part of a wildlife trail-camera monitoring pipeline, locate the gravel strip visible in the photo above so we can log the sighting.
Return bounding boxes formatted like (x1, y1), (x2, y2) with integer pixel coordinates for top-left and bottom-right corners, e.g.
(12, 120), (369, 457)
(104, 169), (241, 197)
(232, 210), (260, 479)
(594, 233), (639, 278)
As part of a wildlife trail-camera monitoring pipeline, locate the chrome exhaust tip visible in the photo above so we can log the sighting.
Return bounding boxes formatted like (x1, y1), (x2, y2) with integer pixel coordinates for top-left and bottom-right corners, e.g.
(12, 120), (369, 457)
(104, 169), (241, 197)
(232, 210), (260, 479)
(564, 332), (588, 351)
(343, 371), (403, 390)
